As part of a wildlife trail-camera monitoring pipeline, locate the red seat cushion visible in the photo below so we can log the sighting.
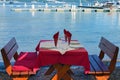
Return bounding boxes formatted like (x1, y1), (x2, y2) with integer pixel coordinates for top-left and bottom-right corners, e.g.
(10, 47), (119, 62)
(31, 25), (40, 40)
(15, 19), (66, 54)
(12, 52), (39, 72)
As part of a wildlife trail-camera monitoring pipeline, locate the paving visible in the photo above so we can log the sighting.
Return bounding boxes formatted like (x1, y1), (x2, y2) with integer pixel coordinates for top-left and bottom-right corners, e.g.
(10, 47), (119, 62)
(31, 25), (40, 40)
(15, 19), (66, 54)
(0, 66), (120, 80)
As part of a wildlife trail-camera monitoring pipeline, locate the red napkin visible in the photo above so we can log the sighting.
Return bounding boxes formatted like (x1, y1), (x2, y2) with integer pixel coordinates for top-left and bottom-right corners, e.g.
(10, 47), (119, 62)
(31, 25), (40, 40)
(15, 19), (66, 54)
(66, 31), (72, 45)
(53, 31), (59, 47)
(64, 29), (67, 42)
(64, 29), (72, 45)
(35, 41), (40, 51)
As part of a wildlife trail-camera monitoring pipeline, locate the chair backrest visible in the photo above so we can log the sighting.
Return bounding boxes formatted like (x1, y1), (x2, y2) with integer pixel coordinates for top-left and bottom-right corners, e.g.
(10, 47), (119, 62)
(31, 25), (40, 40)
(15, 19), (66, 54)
(98, 37), (119, 73)
(1, 37), (19, 75)
(53, 31), (59, 47)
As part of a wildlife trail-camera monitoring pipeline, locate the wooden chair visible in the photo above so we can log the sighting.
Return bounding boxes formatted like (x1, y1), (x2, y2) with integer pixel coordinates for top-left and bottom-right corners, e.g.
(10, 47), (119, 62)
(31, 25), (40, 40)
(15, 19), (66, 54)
(1, 37), (39, 80)
(87, 37), (119, 80)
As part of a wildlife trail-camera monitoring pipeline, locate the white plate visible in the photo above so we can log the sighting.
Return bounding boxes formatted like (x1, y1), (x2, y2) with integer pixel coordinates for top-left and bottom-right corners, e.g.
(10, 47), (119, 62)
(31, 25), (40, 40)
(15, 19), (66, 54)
(69, 44), (83, 48)
(70, 41), (79, 44)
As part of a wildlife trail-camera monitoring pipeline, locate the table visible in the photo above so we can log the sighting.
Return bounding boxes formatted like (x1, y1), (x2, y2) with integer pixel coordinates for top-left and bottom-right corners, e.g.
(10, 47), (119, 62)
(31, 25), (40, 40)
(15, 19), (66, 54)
(36, 40), (90, 80)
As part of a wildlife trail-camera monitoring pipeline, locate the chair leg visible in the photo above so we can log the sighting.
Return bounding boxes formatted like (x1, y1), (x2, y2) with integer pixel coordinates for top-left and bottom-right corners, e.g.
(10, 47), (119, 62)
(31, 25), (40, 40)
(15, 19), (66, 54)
(12, 76), (29, 80)
(13, 78), (28, 80)
(95, 75), (109, 80)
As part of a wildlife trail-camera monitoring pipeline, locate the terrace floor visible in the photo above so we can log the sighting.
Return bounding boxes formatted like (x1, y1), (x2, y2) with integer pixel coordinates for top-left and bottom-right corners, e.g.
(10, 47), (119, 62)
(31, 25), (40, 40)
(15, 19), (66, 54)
(0, 66), (120, 80)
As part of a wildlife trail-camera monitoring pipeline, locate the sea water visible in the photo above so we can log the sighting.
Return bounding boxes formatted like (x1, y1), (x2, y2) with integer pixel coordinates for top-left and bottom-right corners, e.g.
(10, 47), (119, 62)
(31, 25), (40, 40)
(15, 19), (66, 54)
(0, 1), (120, 62)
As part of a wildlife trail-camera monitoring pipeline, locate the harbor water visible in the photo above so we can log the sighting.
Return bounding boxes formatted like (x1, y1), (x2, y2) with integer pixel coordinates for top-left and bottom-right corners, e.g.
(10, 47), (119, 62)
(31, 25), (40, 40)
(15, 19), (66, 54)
(0, 1), (120, 64)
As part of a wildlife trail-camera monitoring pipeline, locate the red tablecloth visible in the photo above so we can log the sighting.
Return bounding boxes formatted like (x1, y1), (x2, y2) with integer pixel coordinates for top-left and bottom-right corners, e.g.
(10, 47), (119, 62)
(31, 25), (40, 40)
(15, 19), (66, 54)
(36, 40), (90, 73)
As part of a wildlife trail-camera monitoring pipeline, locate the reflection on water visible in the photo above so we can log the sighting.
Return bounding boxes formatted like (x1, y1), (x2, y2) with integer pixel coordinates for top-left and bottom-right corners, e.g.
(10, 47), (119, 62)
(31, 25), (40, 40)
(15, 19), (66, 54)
(31, 11), (35, 16)
(71, 12), (76, 21)
(117, 13), (120, 26)
(0, 6), (120, 61)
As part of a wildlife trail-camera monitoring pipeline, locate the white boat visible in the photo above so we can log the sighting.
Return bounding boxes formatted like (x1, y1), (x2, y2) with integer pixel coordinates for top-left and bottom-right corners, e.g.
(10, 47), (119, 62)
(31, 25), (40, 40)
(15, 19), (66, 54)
(46, 0), (65, 4)
(116, 1), (120, 8)
(102, 1), (115, 8)
(54, 1), (65, 4)
(93, 1), (103, 7)
(31, 1), (37, 3)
